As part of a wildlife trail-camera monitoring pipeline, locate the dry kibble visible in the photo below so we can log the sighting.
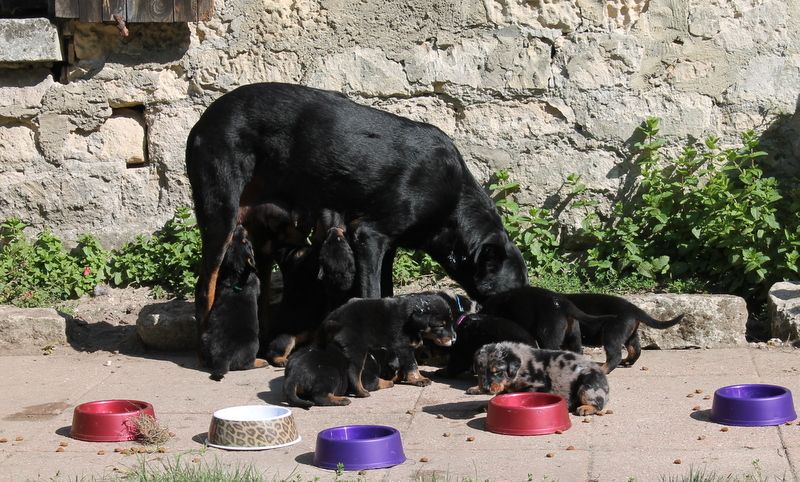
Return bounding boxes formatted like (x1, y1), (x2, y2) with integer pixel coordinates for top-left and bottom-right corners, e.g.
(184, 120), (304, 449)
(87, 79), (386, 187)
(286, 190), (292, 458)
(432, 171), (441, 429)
(703, 395), (712, 400)
(640, 366), (649, 371)
(595, 411), (604, 417)
(686, 393), (694, 398)
(674, 459), (682, 465)
(405, 409), (415, 415)
(14, 436), (23, 442)
(692, 405), (701, 411)
(192, 457), (201, 464)
(546, 452), (556, 458)
(435, 414), (444, 419)
(720, 427), (729, 432)
(605, 409), (614, 415)
(97, 450), (106, 455)
(420, 457), (429, 463)
(442, 432), (451, 437)
(695, 389), (703, 394)
(58, 441), (69, 447)
(55, 447), (64, 452)
(566, 445), (576, 451)
(358, 470), (367, 476)
(114, 447), (123, 453)
(582, 418), (591, 424)
(157, 447), (167, 453)
(0, 438), (7, 443)
(466, 436), (475, 442)
(554, 430), (564, 435)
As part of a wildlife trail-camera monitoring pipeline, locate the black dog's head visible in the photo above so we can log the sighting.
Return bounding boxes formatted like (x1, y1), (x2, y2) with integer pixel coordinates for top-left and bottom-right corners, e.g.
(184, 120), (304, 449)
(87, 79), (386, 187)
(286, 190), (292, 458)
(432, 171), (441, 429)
(405, 295), (458, 347)
(439, 232), (528, 302)
(318, 227), (355, 291)
(472, 342), (522, 395)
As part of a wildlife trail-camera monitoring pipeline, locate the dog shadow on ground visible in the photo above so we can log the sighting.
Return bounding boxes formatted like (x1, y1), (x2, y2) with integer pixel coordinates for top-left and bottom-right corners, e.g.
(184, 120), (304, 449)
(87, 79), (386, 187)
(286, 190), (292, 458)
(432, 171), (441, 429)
(422, 399), (488, 421)
(256, 376), (288, 406)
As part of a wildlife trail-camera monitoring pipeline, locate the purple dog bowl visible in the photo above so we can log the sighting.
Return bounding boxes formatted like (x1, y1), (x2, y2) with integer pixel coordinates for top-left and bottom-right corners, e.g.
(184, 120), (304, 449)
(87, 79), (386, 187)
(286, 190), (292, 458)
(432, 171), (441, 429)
(710, 384), (797, 426)
(313, 425), (406, 471)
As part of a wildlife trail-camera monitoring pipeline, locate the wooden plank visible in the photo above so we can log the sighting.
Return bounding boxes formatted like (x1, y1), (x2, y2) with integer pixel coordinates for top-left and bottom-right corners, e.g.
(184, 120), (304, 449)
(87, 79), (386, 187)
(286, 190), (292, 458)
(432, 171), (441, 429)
(51, 0), (79, 18)
(78, 0), (102, 21)
(197, 0), (214, 21)
(173, 0), (194, 22)
(127, 0), (173, 22)
(102, 0), (126, 21)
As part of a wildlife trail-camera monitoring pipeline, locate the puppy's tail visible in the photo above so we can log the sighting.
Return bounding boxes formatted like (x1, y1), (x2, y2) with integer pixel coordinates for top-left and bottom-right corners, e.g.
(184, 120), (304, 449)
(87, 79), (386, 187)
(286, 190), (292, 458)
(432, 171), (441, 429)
(284, 380), (314, 409)
(638, 311), (684, 330)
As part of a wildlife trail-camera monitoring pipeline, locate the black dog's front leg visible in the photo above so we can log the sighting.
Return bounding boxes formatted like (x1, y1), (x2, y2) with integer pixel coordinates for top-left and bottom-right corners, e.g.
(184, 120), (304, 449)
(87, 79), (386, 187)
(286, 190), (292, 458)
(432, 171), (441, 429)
(352, 223), (391, 298)
(395, 346), (430, 387)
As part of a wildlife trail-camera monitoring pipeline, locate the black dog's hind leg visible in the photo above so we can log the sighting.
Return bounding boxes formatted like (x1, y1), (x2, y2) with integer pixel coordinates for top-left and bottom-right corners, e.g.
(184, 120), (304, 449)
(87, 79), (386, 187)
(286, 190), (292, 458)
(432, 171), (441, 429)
(380, 246), (396, 298)
(621, 330), (642, 367)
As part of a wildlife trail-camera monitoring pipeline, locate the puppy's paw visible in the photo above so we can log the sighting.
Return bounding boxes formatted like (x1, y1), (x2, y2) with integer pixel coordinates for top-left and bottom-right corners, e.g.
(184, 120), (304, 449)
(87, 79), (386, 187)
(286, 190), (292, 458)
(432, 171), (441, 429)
(253, 358), (269, 369)
(575, 404), (600, 416)
(355, 389), (371, 398)
(465, 386), (483, 395)
(269, 357), (288, 367)
(377, 378), (394, 390)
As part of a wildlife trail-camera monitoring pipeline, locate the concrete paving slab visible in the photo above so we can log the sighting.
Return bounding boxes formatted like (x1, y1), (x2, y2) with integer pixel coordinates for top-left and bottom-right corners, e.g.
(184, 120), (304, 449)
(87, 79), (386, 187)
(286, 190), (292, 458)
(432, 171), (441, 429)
(589, 447), (793, 481)
(2, 347), (799, 481)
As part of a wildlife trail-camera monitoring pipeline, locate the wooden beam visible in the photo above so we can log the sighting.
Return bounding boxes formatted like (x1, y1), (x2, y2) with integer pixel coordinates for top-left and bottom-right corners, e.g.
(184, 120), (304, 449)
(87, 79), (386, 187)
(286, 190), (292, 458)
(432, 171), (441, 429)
(127, 0), (173, 22)
(197, 0), (214, 21)
(102, 0), (126, 21)
(78, 0), (101, 21)
(51, 0), (79, 18)
(173, 0), (194, 22)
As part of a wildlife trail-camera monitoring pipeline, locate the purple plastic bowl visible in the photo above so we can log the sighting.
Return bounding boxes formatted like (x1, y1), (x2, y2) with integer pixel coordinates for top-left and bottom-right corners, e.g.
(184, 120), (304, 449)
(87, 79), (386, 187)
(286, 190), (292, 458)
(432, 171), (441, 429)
(313, 425), (406, 471)
(710, 384), (797, 426)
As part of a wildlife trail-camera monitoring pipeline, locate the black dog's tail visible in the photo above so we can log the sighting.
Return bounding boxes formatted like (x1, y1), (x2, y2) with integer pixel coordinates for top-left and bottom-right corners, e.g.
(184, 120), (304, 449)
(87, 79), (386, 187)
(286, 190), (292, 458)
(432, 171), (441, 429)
(284, 379), (314, 409)
(636, 309), (684, 329)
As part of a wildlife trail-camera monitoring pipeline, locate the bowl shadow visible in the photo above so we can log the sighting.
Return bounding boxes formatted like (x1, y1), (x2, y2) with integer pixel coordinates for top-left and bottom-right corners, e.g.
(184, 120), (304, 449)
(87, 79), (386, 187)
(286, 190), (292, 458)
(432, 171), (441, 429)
(422, 400), (488, 420)
(690, 409), (713, 422)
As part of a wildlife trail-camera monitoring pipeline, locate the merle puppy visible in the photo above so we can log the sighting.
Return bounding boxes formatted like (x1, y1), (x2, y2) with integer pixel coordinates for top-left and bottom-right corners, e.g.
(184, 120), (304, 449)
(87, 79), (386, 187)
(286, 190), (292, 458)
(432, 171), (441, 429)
(566, 293), (684, 373)
(283, 346), (398, 408)
(439, 313), (536, 378)
(469, 342), (610, 415)
(186, 82), (528, 329)
(479, 286), (616, 353)
(320, 292), (459, 397)
(200, 225), (265, 381)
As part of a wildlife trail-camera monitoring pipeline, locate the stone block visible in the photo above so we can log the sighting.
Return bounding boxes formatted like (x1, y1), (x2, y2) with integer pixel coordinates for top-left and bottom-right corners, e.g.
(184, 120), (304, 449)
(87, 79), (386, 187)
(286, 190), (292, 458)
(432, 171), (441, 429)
(136, 300), (197, 351)
(769, 281), (800, 341)
(624, 293), (748, 348)
(0, 18), (62, 64)
(0, 306), (67, 351)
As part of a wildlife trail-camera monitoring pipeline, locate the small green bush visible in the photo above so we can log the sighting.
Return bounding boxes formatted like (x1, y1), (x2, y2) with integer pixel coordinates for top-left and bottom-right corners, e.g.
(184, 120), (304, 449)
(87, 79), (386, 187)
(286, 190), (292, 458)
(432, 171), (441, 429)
(576, 117), (799, 300)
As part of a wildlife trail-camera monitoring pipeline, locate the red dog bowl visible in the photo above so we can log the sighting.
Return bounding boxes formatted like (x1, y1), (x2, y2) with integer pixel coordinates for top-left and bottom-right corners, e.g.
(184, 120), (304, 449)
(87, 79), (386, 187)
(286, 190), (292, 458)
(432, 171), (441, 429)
(486, 392), (571, 435)
(71, 400), (155, 442)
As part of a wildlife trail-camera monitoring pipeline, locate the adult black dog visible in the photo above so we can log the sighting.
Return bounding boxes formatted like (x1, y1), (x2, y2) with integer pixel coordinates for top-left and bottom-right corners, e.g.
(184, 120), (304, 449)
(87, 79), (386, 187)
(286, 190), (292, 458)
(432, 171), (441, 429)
(186, 83), (528, 326)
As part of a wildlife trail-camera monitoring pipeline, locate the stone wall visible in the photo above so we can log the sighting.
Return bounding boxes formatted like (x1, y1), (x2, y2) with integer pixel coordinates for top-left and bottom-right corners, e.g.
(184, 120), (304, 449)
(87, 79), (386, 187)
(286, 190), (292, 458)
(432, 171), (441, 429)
(0, 0), (798, 247)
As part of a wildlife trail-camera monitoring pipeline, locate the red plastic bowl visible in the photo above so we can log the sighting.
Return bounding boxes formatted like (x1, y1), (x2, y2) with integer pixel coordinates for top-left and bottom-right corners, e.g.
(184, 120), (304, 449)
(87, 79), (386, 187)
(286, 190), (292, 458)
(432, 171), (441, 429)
(71, 400), (155, 442)
(486, 392), (571, 435)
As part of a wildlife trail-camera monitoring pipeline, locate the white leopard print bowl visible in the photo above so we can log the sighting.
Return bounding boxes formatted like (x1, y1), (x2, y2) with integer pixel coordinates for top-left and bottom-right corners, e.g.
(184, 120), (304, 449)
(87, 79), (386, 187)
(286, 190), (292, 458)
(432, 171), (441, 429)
(207, 405), (300, 450)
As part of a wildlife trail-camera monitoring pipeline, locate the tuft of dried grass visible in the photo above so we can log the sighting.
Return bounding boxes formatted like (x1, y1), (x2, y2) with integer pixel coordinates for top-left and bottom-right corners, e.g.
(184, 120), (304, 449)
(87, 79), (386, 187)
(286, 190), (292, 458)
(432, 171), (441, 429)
(132, 413), (172, 446)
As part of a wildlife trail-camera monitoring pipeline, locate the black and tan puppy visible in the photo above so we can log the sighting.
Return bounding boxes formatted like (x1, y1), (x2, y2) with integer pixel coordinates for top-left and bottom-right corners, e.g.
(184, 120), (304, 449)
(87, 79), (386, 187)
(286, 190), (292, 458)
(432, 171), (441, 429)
(439, 313), (536, 378)
(200, 225), (266, 381)
(283, 346), (398, 408)
(469, 342), (609, 415)
(479, 286), (616, 353)
(263, 211), (357, 366)
(321, 291), (458, 397)
(566, 293), (684, 373)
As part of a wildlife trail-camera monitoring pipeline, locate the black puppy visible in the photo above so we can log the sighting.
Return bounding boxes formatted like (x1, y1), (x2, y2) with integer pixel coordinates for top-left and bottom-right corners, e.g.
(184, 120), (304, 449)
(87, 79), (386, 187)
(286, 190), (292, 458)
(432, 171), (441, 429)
(469, 342), (609, 415)
(200, 225), (265, 381)
(479, 286), (616, 352)
(320, 292), (459, 397)
(439, 313), (536, 378)
(567, 293), (684, 373)
(283, 346), (398, 408)
(263, 217), (356, 366)
(186, 82), (528, 329)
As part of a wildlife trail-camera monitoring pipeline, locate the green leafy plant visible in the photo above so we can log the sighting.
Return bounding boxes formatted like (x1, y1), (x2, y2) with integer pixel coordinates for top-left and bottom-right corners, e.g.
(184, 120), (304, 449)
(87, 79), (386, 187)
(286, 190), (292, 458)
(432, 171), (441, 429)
(576, 117), (799, 300)
(109, 207), (201, 297)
